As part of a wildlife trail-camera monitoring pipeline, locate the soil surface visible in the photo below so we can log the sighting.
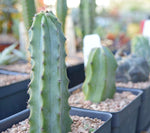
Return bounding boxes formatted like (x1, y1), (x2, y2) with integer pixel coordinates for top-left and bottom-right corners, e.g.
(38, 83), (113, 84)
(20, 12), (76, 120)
(0, 52), (83, 73)
(69, 89), (136, 112)
(0, 74), (30, 87)
(70, 116), (104, 133)
(0, 62), (31, 74)
(2, 116), (104, 133)
(116, 80), (150, 89)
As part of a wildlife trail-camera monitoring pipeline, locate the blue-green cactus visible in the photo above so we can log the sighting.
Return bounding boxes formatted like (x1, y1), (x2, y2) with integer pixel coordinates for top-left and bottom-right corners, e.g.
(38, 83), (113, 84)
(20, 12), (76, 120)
(131, 35), (150, 68)
(83, 46), (117, 103)
(28, 11), (72, 133)
(21, 0), (36, 30)
(56, 0), (68, 32)
(80, 0), (96, 37)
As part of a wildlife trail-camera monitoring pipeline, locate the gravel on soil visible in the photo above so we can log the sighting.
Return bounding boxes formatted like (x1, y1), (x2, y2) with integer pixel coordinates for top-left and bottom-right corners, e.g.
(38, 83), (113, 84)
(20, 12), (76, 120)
(116, 80), (150, 89)
(69, 116), (104, 133)
(2, 116), (104, 133)
(0, 62), (31, 74)
(0, 52), (83, 74)
(69, 89), (136, 112)
(0, 74), (30, 87)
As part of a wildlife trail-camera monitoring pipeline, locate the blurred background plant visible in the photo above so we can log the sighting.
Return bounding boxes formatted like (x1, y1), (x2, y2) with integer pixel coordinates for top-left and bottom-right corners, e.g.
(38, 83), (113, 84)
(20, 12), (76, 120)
(0, 42), (26, 65)
(0, 0), (150, 63)
(0, 0), (20, 38)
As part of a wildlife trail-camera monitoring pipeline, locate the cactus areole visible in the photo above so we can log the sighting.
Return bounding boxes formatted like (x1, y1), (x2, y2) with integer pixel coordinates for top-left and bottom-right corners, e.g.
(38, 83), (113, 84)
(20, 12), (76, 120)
(83, 46), (117, 103)
(28, 11), (72, 133)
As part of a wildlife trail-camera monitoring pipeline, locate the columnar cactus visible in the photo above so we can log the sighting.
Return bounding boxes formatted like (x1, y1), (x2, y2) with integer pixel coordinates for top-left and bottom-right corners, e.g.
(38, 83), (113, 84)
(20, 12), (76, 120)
(79, 0), (96, 37)
(83, 46), (117, 103)
(56, 0), (68, 32)
(28, 11), (72, 133)
(21, 0), (36, 30)
(131, 35), (150, 68)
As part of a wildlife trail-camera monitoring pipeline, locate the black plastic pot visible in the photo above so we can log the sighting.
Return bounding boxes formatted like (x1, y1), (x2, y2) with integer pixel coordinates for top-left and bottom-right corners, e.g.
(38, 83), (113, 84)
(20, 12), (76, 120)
(67, 63), (85, 88)
(0, 108), (112, 132)
(116, 84), (150, 132)
(0, 109), (30, 132)
(112, 87), (142, 133)
(69, 84), (143, 133)
(70, 107), (112, 133)
(129, 86), (150, 133)
(0, 79), (30, 121)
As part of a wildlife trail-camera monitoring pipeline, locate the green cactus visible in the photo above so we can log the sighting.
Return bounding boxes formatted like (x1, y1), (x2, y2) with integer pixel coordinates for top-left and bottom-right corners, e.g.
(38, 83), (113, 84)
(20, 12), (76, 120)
(79, 0), (96, 37)
(21, 0), (36, 30)
(131, 35), (150, 68)
(28, 11), (72, 133)
(82, 46), (117, 103)
(56, 0), (68, 32)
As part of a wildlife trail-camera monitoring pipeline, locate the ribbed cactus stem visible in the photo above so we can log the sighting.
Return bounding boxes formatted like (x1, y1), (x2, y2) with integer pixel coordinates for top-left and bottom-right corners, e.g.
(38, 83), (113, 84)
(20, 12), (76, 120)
(28, 11), (72, 133)
(56, 0), (68, 32)
(83, 46), (117, 103)
(21, 0), (36, 30)
(80, 0), (96, 37)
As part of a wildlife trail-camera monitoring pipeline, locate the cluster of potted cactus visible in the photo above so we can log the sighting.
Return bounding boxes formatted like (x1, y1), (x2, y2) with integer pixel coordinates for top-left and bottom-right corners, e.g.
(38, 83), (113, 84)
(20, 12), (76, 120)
(116, 35), (150, 132)
(69, 43), (142, 133)
(1, 1), (150, 133)
(0, 11), (111, 133)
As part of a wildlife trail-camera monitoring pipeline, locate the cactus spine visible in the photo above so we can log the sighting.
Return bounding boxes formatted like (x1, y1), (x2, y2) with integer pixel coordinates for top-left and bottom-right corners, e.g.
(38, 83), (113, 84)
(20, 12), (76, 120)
(56, 0), (68, 32)
(131, 35), (150, 68)
(80, 0), (96, 37)
(83, 46), (117, 103)
(28, 11), (72, 133)
(21, 0), (36, 30)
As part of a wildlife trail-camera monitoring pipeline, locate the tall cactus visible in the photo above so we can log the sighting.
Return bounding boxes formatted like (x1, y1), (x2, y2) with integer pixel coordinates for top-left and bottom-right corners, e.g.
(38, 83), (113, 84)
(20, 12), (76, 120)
(83, 46), (117, 103)
(28, 11), (72, 133)
(56, 0), (68, 32)
(21, 0), (36, 30)
(131, 35), (150, 68)
(80, 0), (96, 37)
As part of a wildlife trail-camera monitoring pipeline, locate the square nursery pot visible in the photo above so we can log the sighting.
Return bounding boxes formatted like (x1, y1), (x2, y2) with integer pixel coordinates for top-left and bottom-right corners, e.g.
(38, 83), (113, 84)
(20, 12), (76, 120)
(0, 109), (30, 132)
(69, 83), (143, 133)
(0, 77), (30, 122)
(70, 107), (112, 133)
(0, 70), (30, 132)
(0, 108), (112, 133)
(120, 86), (150, 133)
(0, 69), (30, 120)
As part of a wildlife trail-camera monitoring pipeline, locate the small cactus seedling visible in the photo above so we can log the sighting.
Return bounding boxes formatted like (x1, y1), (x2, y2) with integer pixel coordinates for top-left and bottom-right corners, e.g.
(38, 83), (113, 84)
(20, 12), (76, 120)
(28, 11), (72, 133)
(131, 35), (150, 68)
(83, 46), (117, 103)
